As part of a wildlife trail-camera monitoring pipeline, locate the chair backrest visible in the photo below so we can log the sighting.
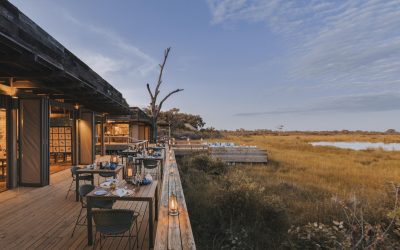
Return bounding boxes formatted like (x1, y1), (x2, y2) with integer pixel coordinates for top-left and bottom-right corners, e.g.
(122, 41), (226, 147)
(78, 184), (94, 205)
(143, 159), (158, 169)
(92, 209), (135, 232)
(79, 184), (95, 197)
(71, 166), (80, 177)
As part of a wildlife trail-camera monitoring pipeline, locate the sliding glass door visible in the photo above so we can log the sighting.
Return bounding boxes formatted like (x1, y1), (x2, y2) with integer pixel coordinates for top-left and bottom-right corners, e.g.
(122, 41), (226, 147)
(0, 109), (7, 191)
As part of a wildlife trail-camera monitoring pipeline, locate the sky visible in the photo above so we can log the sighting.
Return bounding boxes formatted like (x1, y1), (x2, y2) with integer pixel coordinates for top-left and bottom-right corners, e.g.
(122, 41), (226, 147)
(9, 0), (400, 131)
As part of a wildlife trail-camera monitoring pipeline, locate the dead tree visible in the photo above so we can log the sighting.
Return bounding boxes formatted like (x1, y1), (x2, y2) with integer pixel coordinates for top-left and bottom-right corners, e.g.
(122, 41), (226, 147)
(147, 47), (183, 143)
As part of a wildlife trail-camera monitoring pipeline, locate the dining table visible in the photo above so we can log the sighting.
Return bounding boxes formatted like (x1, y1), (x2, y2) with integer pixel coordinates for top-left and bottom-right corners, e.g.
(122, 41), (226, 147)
(86, 180), (159, 248)
(75, 165), (124, 202)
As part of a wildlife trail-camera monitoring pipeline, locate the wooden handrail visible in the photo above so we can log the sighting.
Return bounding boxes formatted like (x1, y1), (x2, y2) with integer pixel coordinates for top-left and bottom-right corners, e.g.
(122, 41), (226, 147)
(154, 146), (196, 249)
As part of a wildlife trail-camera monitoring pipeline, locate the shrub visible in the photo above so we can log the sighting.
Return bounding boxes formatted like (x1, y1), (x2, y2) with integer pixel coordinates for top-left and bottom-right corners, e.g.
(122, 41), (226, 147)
(179, 155), (289, 249)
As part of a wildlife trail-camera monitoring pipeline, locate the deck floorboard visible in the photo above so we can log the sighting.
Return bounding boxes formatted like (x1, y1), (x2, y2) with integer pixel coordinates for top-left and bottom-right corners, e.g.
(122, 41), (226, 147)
(0, 169), (154, 250)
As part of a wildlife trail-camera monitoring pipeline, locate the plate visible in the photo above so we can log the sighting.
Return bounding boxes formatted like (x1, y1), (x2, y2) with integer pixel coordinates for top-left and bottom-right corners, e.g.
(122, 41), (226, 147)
(94, 189), (108, 196)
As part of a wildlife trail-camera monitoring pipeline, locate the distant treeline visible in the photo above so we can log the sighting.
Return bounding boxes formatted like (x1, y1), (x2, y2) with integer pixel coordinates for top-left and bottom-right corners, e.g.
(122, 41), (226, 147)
(221, 128), (398, 136)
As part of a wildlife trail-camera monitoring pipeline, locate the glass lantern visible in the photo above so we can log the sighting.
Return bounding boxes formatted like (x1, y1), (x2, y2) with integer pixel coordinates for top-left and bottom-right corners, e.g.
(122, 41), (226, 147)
(169, 193), (179, 216)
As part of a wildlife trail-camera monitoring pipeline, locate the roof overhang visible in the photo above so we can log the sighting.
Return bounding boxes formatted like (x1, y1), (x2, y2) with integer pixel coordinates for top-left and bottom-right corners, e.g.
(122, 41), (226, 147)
(107, 107), (152, 125)
(0, 2), (130, 115)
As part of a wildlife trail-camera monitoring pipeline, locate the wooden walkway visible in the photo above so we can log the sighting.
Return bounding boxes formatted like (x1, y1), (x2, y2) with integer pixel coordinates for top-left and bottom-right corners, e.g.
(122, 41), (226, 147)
(0, 169), (155, 250)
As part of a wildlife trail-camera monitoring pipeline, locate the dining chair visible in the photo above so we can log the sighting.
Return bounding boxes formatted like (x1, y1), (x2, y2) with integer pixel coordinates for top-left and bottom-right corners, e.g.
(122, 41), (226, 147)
(71, 184), (114, 238)
(97, 171), (116, 185)
(92, 209), (139, 249)
(65, 166), (94, 199)
(143, 159), (160, 180)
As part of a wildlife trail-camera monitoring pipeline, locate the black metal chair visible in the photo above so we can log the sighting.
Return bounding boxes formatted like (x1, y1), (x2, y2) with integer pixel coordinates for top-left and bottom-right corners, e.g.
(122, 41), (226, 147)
(65, 166), (94, 199)
(97, 172), (115, 185)
(71, 184), (114, 238)
(143, 159), (160, 179)
(92, 209), (139, 249)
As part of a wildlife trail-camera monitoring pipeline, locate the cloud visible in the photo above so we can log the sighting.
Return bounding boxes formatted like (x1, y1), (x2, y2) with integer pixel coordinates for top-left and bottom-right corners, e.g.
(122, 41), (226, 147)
(207, 0), (400, 91)
(235, 92), (400, 116)
(63, 13), (157, 77)
(52, 12), (160, 106)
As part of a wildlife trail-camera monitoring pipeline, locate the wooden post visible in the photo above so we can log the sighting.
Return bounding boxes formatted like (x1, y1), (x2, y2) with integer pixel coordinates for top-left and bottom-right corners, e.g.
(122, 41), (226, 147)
(100, 115), (105, 156)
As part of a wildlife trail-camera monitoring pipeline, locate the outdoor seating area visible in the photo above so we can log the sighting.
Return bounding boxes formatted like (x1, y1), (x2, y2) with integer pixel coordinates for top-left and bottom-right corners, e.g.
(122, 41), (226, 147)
(0, 169), (154, 249)
(0, 147), (165, 249)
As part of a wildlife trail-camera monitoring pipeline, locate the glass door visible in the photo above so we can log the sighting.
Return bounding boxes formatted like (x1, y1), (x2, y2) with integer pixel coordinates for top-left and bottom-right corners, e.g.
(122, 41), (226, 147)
(0, 109), (7, 191)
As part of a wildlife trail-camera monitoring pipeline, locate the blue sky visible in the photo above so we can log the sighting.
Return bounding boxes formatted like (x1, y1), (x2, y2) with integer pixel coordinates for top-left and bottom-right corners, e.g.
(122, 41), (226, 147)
(10, 0), (400, 131)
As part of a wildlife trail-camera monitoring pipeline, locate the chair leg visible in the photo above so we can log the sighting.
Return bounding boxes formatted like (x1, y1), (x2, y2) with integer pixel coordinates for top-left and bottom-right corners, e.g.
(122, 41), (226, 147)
(65, 179), (74, 199)
(136, 220), (139, 249)
(71, 207), (83, 237)
(93, 231), (97, 250)
(128, 228), (132, 250)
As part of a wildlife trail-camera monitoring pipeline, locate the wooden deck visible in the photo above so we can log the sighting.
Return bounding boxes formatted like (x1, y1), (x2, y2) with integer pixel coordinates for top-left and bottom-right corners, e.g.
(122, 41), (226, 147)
(0, 169), (155, 249)
(173, 143), (268, 164)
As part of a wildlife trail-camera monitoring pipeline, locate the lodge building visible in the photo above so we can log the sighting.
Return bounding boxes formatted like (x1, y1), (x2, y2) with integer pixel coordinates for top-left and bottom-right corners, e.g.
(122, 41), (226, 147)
(0, 1), (151, 191)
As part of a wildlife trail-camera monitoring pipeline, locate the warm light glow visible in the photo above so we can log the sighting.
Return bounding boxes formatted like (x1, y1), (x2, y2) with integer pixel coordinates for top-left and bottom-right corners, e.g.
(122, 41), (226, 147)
(169, 193), (179, 216)
(127, 168), (133, 177)
(74, 104), (80, 110)
(0, 84), (17, 96)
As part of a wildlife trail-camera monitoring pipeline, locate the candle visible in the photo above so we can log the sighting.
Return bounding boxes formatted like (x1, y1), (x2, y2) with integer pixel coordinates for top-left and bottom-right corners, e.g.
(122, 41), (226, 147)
(169, 193), (179, 216)
(127, 168), (133, 177)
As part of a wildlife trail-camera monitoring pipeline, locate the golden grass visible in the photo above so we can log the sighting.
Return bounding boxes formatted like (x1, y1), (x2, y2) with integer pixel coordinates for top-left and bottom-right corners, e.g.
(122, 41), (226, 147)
(213, 133), (400, 224)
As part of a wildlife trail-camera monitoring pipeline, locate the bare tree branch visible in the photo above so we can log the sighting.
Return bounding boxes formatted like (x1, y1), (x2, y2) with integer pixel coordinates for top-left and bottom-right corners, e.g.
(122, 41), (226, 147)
(145, 47), (183, 142)
(146, 83), (154, 100)
(158, 88), (184, 112)
(154, 47), (170, 101)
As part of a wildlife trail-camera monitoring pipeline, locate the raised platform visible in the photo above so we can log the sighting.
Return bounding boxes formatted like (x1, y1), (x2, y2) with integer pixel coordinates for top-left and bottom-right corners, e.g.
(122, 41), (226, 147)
(173, 143), (268, 164)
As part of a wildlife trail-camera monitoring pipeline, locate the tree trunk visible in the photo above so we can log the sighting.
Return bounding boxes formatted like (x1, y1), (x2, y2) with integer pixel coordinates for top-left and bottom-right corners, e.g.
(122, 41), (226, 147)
(152, 118), (158, 143)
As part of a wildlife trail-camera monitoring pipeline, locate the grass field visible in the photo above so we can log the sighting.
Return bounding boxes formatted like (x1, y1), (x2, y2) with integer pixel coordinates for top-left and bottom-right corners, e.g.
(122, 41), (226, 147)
(221, 133), (400, 224)
(180, 133), (400, 248)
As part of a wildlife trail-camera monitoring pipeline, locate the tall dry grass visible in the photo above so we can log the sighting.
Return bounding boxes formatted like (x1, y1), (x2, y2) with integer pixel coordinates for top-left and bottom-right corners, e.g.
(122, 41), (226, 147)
(217, 134), (400, 224)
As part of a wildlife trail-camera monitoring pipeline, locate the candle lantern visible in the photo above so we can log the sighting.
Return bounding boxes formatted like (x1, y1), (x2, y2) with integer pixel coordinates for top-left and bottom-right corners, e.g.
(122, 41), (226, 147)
(169, 193), (179, 216)
(125, 162), (136, 183)
(110, 155), (119, 164)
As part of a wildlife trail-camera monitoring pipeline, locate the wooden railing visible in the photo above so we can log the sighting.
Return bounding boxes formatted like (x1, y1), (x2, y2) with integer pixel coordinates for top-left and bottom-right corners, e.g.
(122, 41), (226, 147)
(154, 146), (196, 249)
(97, 135), (148, 147)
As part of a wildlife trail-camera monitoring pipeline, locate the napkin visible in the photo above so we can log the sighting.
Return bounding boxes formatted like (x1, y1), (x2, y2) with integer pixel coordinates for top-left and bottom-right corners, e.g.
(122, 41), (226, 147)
(115, 188), (127, 197)
(100, 181), (111, 188)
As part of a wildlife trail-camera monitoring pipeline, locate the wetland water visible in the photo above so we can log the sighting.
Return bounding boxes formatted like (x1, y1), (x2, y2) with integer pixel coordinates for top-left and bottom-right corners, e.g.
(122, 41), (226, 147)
(310, 141), (400, 151)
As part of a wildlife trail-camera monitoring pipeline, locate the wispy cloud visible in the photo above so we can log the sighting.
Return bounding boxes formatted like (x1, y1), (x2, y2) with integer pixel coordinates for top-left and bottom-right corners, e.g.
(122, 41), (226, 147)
(63, 13), (157, 78)
(55, 12), (159, 106)
(236, 92), (400, 116)
(207, 0), (400, 91)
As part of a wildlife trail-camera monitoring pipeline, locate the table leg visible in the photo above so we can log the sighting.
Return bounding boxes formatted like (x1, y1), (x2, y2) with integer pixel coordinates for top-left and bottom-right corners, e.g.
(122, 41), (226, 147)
(75, 173), (80, 202)
(149, 199), (154, 248)
(155, 185), (159, 220)
(87, 197), (93, 245)
(1, 160), (4, 179)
